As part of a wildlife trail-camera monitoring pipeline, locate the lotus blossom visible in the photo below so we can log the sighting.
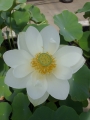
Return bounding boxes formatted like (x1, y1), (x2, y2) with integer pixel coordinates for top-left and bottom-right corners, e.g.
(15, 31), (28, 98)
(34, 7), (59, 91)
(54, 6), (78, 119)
(3, 25), (85, 106)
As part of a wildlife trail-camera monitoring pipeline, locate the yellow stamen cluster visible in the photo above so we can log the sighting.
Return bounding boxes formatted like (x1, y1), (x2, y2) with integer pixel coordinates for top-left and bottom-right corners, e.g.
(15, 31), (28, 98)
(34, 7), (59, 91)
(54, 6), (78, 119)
(31, 53), (56, 74)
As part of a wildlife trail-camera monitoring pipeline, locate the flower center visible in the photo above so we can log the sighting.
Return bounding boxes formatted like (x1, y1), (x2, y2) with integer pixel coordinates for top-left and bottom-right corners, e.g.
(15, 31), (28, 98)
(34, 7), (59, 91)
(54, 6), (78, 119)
(38, 53), (52, 66)
(31, 53), (56, 74)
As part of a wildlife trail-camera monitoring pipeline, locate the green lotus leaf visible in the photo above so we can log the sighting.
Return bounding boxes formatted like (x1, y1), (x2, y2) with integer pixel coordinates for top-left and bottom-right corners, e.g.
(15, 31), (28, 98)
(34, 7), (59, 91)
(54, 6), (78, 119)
(0, 76), (11, 98)
(54, 10), (83, 42)
(31, 6), (46, 23)
(30, 106), (80, 120)
(30, 106), (54, 120)
(82, 99), (88, 107)
(80, 110), (90, 120)
(11, 93), (32, 120)
(0, 102), (12, 120)
(12, 10), (30, 26)
(55, 106), (79, 120)
(79, 31), (90, 52)
(69, 65), (90, 101)
(76, 2), (90, 13)
(7, 88), (26, 102)
(59, 96), (83, 114)
(6, 16), (26, 33)
(0, 0), (14, 11)
(45, 102), (57, 111)
(83, 11), (90, 18)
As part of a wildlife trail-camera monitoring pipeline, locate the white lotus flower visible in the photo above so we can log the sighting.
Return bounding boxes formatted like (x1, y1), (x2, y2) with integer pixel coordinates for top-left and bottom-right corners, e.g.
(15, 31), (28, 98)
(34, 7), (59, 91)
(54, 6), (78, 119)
(3, 25), (85, 106)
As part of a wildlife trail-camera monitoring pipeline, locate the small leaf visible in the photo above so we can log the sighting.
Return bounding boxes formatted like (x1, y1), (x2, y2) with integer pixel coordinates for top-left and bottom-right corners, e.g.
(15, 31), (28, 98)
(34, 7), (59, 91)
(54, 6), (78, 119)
(45, 102), (57, 111)
(79, 31), (90, 52)
(83, 11), (90, 18)
(69, 65), (90, 101)
(30, 6), (46, 23)
(79, 110), (90, 120)
(59, 96), (83, 114)
(54, 10), (83, 42)
(6, 17), (23, 33)
(11, 93), (32, 120)
(48, 95), (58, 102)
(12, 10), (30, 26)
(76, 2), (90, 13)
(0, 76), (11, 98)
(0, 102), (12, 120)
(30, 106), (54, 120)
(59, 95), (83, 114)
(82, 99), (88, 107)
(55, 106), (80, 120)
(0, 0), (14, 11)
(7, 88), (26, 102)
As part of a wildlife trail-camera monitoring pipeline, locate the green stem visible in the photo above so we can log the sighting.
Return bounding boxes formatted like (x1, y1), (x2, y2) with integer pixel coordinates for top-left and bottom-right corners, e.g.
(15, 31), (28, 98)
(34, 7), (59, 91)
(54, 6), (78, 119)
(88, 17), (90, 31)
(8, 33), (12, 49)
(6, 27), (12, 49)
(10, 11), (16, 49)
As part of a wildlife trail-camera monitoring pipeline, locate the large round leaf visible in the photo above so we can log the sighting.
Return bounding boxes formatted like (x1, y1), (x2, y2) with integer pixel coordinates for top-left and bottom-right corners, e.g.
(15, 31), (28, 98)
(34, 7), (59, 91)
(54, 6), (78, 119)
(0, 0), (14, 11)
(79, 31), (90, 52)
(53, 10), (83, 42)
(69, 65), (90, 101)
(0, 102), (12, 120)
(11, 93), (32, 120)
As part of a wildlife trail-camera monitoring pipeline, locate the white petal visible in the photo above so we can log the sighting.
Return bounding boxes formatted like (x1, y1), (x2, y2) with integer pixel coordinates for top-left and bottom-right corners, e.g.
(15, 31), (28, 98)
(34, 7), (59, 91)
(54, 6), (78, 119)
(28, 92), (49, 106)
(52, 64), (72, 80)
(13, 62), (33, 78)
(54, 46), (82, 67)
(5, 68), (30, 89)
(72, 56), (85, 73)
(47, 74), (70, 100)
(40, 25), (60, 54)
(25, 26), (43, 56)
(18, 32), (30, 53)
(3, 50), (32, 68)
(26, 72), (47, 99)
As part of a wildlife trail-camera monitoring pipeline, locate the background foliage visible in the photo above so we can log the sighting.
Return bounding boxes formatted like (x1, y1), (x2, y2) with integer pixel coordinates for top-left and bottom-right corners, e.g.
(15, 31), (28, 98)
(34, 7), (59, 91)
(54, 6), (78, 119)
(0, 0), (90, 120)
